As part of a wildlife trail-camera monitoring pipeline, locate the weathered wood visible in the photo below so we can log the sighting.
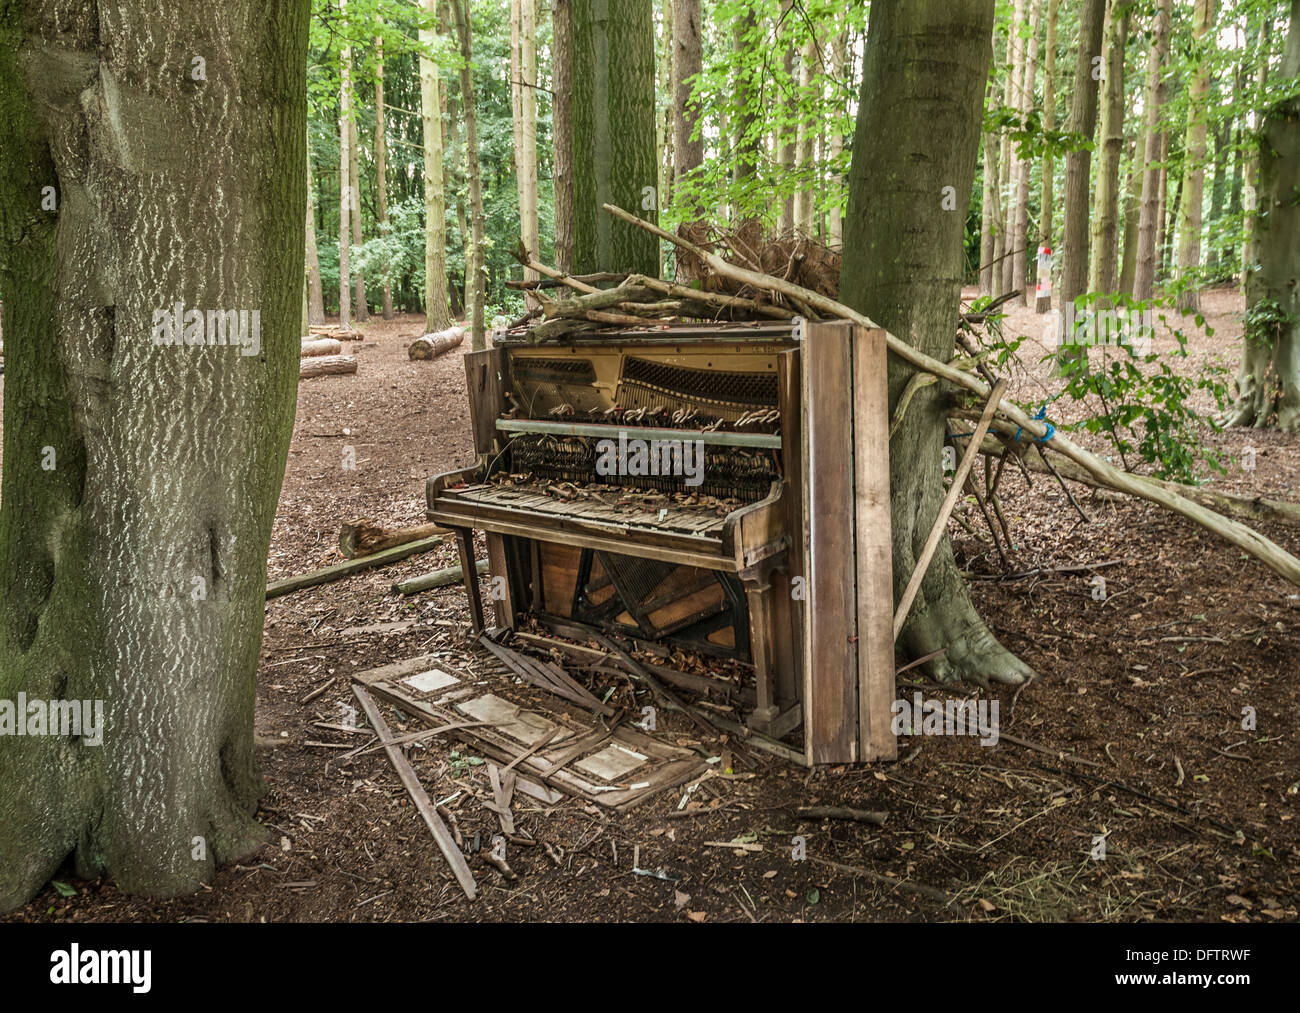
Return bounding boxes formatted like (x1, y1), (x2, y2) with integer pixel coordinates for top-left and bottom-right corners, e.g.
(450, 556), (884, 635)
(853, 326), (897, 761)
(485, 533), (515, 628)
(393, 558), (487, 595)
(299, 354), (357, 379)
(339, 520), (450, 559)
(463, 348), (507, 457)
(802, 321), (859, 764)
(351, 685), (478, 900)
(265, 535), (449, 599)
(453, 527), (485, 633)
(300, 337), (343, 357)
(796, 806), (889, 826)
(408, 325), (466, 360)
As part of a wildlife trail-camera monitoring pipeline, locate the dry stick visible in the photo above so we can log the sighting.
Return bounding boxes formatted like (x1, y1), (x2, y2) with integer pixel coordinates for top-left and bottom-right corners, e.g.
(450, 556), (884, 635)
(893, 380), (1008, 641)
(351, 685), (477, 900)
(602, 202), (1300, 590)
(806, 855), (951, 906)
(796, 806), (889, 826)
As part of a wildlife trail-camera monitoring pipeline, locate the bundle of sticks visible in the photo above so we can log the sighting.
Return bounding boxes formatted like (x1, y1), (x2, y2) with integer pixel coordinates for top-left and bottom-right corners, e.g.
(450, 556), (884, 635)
(507, 204), (1300, 592)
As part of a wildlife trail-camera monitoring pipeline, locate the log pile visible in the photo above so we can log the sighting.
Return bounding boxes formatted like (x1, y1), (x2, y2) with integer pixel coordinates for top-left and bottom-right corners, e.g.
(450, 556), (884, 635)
(301, 337), (343, 357)
(408, 325), (465, 360)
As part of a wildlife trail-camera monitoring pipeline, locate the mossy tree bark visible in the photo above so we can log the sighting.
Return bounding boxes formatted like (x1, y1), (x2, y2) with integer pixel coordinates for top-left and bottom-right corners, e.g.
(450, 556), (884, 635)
(0, 0), (308, 909)
(841, 0), (1033, 685)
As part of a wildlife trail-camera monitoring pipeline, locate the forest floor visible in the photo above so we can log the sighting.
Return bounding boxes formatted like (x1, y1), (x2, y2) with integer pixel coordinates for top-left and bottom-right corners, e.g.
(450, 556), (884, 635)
(5, 284), (1299, 923)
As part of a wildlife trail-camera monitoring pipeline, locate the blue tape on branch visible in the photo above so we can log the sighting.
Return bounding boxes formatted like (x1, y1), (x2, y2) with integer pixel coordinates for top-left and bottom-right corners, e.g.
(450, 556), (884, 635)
(1015, 405), (1055, 443)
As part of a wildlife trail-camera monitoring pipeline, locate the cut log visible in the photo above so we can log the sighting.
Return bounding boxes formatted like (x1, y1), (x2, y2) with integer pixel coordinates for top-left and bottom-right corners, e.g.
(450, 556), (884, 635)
(301, 337), (343, 357)
(309, 324), (362, 340)
(266, 535), (449, 599)
(339, 520), (449, 558)
(299, 354), (357, 379)
(393, 559), (488, 595)
(408, 326), (466, 360)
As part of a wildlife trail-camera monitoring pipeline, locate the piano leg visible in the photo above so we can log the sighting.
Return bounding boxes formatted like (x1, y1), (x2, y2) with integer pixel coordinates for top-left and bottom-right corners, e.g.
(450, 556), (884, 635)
(454, 527), (485, 633)
(741, 570), (779, 731)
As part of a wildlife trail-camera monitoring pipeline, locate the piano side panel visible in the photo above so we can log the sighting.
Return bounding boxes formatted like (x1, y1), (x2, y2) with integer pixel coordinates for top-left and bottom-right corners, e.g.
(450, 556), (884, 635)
(464, 348), (508, 457)
(801, 321), (860, 764)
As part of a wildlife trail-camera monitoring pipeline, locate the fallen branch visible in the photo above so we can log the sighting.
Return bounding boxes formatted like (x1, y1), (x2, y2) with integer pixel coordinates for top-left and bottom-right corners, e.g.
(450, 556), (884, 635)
(340, 520), (450, 559)
(603, 202), (1300, 589)
(352, 685), (478, 900)
(796, 806), (889, 826)
(266, 535), (449, 599)
(392, 559), (487, 595)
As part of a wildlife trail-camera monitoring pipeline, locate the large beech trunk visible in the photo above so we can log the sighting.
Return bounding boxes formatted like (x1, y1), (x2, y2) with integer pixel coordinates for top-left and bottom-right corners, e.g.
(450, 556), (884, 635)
(841, 0), (1032, 685)
(0, 0), (308, 909)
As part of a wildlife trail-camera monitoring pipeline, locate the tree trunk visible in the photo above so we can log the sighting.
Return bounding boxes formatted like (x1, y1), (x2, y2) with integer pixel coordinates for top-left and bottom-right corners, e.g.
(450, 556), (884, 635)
(1156, 130), (1171, 273)
(1228, 0), (1300, 431)
(841, 0), (1032, 685)
(420, 0), (454, 332)
(570, 0), (659, 276)
(1174, 0), (1215, 312)
(1057, 0), (1105, 365)
(519, 0), (539, 280)
(0, 0), (308, 909)
(979, 45), (999, 299)
(672, 0), (704, 206)
(1011, 0), (1042, 304)
(1118, 140), (1143, 294)
(452, 0), (488, 350)
(1088, 0), (1126, 298)
(300, 355), (358, 379)
(1242, 16), (1272, 295)
(733, 5), (761, 183)
(305, 130), (327, 326)
(339, 0), (354, 328)
(999, 0), (1026, 297)
(554, 0), (574, 273)
(375, 29), (395, 319)
(778, 0), (796, 232)
(1133, 0), (1172, 301)
(793, 35), (819, 234)
(1035, 0), (1061, 311)
(827, 26), (848, 248)
(349, 114), (369, 322)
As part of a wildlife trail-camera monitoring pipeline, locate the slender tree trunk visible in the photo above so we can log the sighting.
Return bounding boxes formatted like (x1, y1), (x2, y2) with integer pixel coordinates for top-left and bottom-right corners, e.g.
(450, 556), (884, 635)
(1242, 16), (1272, 294)
(349, 114), (369, 322)
(734, 5), (761, 183)
(980, 115), (999, 296)
(339, 0), (354, 328)
(660, 0), (674, 210)
(1011, 0), (1042, 303)
(570, 0), (660, 276)
(0, 0), (309, 909)
(827, 26), (848, 248)
(1175, 0), (1215, 312)
(1134, 0), (1172, 301)
(453, 0), (488, 350)
(793, 35), (819, 234)
(554, 0), (575, 272)
(519, 0), (539, 278)
(999, 0), (1026, 296)
(305, 131), (327, 326)
(842, 0), (1032, 685)
(375, 30), (395, 319)
(1057, 0), (1106, 365)
(1089, 0), (1126, 298)
(1118, 139), (1143, 293)
(1035, 0), (1060, 311)
(672, 0), (704, 208)
(1207, 114), (1230, 277)
(420, 0), (454, 331)
(1228, 0), (1300, 431)
(779, 0), (796, 231)
(1156, 130), (1171, 274)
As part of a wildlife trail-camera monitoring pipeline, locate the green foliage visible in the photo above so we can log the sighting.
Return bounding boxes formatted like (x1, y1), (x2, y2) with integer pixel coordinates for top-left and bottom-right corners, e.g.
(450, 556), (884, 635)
(1053, 295), (1231, 484)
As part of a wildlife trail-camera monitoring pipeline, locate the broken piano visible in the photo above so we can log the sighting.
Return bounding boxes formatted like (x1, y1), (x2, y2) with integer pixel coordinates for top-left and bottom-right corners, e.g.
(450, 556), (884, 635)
(426, 318), (896, 764)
